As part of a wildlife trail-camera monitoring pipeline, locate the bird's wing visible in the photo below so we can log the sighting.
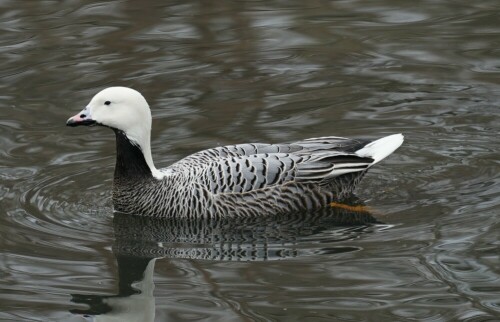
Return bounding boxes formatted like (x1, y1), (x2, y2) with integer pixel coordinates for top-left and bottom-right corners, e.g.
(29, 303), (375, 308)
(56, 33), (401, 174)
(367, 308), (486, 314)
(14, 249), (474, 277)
(194, 151), (374, 195)
(160, 135), (402, 194)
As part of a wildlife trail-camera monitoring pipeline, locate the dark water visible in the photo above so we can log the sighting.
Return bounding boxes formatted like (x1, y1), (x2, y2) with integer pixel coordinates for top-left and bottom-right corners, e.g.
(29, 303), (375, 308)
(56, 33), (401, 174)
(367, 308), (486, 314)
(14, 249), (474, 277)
(1, 1), (499, 321)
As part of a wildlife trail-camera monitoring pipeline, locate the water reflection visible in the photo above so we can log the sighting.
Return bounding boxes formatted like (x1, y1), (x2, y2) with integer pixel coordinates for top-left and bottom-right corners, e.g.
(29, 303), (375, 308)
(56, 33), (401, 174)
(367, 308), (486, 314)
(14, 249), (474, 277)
(70, 205), (378, 320)
(71, 258), (156, 321)
(112, 205), (378, 261)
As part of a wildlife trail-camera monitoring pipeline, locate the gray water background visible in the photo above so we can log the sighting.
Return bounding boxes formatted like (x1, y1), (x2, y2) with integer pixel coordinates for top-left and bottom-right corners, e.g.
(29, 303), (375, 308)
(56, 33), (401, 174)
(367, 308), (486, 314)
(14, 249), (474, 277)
(0, 1), (499, 321)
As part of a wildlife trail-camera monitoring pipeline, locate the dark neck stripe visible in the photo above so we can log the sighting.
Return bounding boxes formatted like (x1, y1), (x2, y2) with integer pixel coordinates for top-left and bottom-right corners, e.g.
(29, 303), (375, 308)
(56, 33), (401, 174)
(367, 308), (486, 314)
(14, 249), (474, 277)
(114, 130), (152, 180)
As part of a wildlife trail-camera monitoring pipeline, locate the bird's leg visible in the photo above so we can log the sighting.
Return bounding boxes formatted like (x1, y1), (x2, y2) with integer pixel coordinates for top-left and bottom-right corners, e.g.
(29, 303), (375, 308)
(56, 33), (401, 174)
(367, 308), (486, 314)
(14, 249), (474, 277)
(329, 202), (372, 213)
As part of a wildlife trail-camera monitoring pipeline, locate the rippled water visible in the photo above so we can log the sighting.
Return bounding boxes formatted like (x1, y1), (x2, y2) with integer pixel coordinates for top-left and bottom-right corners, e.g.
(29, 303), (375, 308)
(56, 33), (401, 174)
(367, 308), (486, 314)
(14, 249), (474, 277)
(1, 1), (499, 321)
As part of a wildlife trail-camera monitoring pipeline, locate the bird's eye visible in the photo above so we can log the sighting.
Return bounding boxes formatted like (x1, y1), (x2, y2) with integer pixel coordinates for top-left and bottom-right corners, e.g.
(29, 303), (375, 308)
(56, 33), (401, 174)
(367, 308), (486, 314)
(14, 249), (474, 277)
(104, 101), (111, 105)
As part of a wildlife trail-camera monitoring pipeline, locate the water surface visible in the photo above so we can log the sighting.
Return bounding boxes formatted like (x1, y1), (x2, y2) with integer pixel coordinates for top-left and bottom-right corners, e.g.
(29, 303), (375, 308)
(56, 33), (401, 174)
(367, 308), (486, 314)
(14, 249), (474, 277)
(0, 0), (499, 321)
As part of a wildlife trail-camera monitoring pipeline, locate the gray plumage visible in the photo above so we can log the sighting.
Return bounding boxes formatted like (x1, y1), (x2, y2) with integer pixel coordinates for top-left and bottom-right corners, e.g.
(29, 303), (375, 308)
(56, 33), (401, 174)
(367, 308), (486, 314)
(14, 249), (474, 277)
(67, 87), (404, 219)
(113, 137), (381, 218)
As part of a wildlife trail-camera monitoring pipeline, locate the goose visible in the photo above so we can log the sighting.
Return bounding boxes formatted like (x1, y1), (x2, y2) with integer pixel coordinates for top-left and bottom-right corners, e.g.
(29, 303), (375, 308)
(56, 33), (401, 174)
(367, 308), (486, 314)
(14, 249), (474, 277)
(67, 87), (403, 218)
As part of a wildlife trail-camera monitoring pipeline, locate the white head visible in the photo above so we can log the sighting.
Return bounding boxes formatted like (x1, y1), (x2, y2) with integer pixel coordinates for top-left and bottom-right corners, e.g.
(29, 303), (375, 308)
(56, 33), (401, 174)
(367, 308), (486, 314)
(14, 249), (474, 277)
(67, 87), (161, 177)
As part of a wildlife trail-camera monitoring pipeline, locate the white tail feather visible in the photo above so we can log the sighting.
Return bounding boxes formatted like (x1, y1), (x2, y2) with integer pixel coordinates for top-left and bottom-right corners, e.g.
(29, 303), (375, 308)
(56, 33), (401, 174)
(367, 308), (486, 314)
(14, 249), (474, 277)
(355, 134), (404, 165)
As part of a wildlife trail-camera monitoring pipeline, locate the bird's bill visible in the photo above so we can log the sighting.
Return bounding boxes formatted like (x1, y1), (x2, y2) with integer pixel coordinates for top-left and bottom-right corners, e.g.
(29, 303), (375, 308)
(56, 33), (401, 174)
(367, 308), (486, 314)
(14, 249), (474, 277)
(66, 107), (96, 127)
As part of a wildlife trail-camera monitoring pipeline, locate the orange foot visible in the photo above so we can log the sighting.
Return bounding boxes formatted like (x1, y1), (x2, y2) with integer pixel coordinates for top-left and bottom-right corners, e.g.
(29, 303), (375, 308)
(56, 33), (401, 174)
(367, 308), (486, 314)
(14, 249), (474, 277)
(329, 202), (372, 213)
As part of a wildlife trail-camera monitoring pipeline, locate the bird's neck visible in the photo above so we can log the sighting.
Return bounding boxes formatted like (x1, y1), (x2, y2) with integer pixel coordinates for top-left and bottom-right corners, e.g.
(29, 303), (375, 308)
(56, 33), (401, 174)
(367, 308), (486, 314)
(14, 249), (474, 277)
(114, 130), (153, 180)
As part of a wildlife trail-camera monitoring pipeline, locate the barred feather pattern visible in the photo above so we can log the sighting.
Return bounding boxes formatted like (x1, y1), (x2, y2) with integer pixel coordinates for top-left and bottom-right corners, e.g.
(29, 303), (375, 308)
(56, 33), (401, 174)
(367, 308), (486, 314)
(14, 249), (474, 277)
(113, 137), (376, 218)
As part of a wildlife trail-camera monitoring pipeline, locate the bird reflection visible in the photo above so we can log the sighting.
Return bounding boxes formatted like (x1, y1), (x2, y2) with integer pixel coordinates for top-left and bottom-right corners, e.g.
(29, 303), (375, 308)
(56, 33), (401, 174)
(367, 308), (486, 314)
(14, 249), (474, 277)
(70, 202), (379, 320)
